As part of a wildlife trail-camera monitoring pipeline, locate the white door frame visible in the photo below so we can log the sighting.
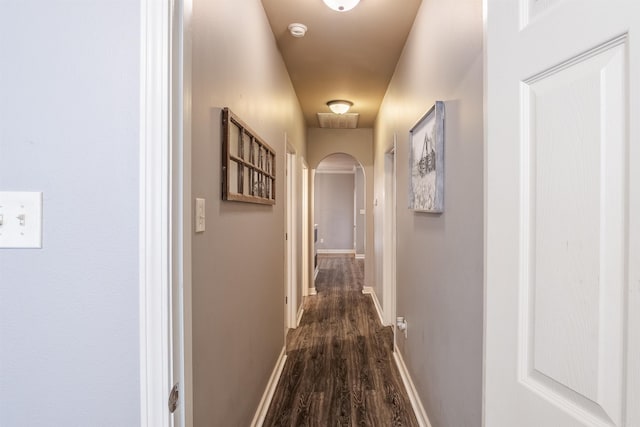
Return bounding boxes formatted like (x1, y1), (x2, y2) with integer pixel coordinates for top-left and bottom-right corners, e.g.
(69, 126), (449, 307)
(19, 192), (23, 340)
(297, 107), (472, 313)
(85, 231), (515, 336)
(285, 146), (298, 330)
(139, 0), (192, 426)
(383, 139), (397, 329)
(354, 166), (366, 260)
(301, 162), (309, 298)
(310, 169), (318, 293)
(353, 168), (359, 254)
(170, 0), (193, 425)
(139, 0), (172, 425)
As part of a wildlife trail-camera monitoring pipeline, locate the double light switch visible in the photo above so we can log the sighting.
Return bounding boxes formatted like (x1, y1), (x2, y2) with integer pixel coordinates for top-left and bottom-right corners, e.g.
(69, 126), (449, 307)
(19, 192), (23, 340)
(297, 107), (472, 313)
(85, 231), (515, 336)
(0, 192), (43, 248)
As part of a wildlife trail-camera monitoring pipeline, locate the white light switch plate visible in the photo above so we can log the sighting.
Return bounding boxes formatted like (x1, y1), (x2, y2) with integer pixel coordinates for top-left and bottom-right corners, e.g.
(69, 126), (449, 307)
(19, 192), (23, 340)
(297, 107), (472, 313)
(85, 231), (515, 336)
(195, 198), (205, 233)
(0, 192), (43, 248)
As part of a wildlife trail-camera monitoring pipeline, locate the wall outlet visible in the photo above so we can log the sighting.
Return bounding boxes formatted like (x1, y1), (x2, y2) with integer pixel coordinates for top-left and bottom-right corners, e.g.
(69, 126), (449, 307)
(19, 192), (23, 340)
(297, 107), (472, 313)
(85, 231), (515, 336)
(396, 316), (408, 339)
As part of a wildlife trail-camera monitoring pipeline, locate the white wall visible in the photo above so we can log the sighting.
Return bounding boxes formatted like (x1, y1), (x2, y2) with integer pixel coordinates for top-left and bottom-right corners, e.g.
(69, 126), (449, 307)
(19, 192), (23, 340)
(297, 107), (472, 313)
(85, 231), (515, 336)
(374, 0), (484, 425)
(0, 1), (141, 425)
(190, 0), (306, 425)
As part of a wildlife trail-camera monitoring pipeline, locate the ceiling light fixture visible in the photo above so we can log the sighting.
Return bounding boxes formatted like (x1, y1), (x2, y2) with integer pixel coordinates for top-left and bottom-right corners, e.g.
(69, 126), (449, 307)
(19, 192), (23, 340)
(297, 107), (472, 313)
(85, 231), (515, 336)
(287, 23), (307, 38)
(322, 0), (360, 12)
(327, 100), (353, 114)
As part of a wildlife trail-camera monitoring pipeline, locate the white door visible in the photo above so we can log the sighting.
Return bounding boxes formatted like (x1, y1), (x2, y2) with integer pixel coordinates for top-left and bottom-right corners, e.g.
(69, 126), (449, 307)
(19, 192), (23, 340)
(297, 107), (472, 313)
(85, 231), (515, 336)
(485, 1), (640, 426)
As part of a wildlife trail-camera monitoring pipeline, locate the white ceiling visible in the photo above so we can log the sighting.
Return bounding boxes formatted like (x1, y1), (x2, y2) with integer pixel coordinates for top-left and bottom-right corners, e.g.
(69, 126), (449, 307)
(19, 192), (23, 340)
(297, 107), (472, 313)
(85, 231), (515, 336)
(261, 0), (423, 128)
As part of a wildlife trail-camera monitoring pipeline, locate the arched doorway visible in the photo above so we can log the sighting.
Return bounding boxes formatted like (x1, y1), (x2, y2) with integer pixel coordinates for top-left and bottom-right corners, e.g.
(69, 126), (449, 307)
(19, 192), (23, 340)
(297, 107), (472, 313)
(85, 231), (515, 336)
(312, 153), (366, 290)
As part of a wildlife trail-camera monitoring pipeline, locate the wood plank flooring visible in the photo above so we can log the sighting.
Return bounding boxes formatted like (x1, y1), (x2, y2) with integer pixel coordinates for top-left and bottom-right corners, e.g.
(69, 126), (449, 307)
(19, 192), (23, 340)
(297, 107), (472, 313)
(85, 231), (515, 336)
(263, 255), (419, 427)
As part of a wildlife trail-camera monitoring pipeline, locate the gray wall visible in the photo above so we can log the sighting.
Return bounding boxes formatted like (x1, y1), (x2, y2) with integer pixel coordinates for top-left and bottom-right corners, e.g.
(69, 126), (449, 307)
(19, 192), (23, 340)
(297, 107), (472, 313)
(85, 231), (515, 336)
(314, 173), (355, 251)
(373, 0), (484, 425)
(190, 0), (306, 425)
(0, 1), (141, 425)
(355, 167), (365, 255)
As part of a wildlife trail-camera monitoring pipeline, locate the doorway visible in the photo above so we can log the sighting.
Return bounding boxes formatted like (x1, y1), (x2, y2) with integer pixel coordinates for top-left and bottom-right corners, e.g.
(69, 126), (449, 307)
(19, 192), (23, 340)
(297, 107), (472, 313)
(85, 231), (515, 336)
(301, 162), (310, 298)
(383, 142), (397, 329)
(313, 153), (366, 288)
(285, 147), (298, 332)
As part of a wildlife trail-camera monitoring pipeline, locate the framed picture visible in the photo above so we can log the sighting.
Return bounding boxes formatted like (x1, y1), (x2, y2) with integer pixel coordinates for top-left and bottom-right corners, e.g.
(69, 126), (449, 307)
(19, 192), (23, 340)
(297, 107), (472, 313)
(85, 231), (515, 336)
(408, 101), (445, 212)
(221, 108), (276, 205)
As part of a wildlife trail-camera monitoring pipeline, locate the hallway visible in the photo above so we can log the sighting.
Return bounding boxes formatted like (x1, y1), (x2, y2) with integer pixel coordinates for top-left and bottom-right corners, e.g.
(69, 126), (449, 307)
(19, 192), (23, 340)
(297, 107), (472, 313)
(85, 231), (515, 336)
(263, 255), (418, 426)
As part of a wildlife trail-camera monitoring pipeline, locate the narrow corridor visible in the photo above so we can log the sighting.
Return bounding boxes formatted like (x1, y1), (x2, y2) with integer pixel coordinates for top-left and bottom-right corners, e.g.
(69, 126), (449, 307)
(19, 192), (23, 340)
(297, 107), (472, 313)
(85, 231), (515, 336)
(263, 255), (418, 426)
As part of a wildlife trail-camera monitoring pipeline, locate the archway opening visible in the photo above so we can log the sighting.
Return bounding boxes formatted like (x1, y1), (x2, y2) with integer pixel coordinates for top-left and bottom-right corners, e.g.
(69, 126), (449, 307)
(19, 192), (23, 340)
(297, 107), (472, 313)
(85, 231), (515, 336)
(313, 153), (366, 290)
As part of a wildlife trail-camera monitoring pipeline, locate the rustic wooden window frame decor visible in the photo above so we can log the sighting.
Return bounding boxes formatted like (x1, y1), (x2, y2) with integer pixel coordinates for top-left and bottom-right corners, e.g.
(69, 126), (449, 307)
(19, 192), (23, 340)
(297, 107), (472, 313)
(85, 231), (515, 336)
(221, 108), (276, 205)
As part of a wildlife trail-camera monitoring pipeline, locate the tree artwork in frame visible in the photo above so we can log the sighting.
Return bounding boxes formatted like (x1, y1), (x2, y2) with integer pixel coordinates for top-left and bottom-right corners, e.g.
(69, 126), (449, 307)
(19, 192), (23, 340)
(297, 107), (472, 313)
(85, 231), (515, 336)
(408, 101), (445, 212)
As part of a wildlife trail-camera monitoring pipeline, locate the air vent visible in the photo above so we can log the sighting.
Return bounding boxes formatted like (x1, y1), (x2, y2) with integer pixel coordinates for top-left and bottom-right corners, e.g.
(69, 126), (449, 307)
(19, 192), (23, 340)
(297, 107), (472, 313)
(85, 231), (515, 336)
(317, 113), (359, 129)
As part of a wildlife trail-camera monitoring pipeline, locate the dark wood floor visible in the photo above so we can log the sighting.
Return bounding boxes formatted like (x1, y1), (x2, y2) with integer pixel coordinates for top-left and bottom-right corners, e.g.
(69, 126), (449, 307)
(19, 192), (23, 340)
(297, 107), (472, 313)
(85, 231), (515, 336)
(263, 255), (419, 427)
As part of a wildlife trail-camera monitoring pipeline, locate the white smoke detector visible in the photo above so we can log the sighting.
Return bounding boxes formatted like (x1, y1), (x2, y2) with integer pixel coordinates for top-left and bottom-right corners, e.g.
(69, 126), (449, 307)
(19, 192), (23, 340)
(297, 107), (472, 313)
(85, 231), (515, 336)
(288, 23), (308, 38)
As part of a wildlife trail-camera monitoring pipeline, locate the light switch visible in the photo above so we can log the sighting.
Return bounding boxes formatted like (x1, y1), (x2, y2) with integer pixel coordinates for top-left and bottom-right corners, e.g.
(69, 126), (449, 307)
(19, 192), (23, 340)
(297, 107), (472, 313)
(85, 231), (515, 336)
(0, 192), (43, 248)
(195, 198), (205, 233)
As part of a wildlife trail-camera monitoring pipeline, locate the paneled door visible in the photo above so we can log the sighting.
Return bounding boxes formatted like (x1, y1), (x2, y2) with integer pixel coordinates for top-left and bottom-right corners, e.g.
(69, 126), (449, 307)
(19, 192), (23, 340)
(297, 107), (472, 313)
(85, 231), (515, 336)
(485, 1), (639, 426)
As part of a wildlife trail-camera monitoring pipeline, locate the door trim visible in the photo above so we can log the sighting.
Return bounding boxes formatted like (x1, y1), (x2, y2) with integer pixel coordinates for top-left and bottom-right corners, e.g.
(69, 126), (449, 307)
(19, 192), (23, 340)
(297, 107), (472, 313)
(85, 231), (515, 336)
(383, 139), (398, 328)
(170, 0), (193, 425)
(139, 0), (172, 425)
(139, 0), (193, 425)
(285, 146), (298, 330)
(301, 162), (309, 297)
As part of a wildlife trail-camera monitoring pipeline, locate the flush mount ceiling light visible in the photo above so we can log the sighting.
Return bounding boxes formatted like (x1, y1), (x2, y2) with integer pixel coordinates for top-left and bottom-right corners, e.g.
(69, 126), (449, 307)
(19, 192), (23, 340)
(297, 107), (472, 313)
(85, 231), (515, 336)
(327, 100), (353, 114)
(322, 0), (360, 12)
(288, 23), (307, 38)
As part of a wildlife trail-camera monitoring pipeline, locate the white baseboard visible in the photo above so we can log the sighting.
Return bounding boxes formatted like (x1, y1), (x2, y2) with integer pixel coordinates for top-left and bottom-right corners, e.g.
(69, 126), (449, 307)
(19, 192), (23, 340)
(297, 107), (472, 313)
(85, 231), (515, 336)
(355, 253), (365, 259)
(296, 306), (304, 327)
(317, 249), (355, 255)
(393, 349), (432, 427)
(308, 287), (317, 296)
(362, 287), (386, 326)
(250, 347), (287, 427)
